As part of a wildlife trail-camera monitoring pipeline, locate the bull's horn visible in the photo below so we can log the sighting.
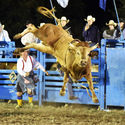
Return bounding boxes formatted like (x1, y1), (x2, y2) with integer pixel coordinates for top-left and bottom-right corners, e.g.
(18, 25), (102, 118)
(90, 43), (99, 51)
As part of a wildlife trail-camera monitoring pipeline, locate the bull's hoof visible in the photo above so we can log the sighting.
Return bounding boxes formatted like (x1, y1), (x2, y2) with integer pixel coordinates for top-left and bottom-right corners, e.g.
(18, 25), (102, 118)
(60, 89), (66, 96)
(92, 97), (99, 103)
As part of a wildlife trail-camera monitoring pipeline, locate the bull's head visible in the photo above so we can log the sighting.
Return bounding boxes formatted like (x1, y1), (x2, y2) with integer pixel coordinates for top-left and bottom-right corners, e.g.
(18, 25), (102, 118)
(68, 43), (98, 67)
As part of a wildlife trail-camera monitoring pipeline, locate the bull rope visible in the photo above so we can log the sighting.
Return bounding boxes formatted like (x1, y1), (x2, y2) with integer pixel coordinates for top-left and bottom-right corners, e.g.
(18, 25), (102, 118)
(49, 0), (57, 25)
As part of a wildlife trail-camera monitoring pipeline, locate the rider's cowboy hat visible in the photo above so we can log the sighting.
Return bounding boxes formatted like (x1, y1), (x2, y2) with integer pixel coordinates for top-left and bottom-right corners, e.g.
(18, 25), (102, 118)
(0, 22), (4, 29)
(106, 20), (117, 27)
(84, 15), (95, 22)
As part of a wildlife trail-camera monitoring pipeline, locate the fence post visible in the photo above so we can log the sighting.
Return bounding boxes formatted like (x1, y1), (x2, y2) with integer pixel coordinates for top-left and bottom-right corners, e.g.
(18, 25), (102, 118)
(99, 39), (106, 110)
(38, 51), (44, 106)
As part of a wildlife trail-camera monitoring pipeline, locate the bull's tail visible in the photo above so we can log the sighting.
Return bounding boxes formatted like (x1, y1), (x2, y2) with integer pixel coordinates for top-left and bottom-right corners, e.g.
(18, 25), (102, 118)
(37, 6), (60, 24)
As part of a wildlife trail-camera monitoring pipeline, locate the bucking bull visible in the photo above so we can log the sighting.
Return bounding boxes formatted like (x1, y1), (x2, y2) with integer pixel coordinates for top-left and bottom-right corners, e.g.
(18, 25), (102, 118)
(14, 7), (99, 103)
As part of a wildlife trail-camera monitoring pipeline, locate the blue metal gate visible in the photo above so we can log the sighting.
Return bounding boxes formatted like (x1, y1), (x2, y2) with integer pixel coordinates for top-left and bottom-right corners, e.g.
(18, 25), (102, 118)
(39, 47), (104, 108)
(101, 39), (125, 109)
(0, 42), (40, 102)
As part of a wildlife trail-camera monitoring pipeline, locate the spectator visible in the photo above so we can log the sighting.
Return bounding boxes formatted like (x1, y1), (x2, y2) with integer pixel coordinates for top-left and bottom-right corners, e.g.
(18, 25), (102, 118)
(82, 15), (100, 46)
(15, 48), (48, 109)
(0, 22), (11, 41)
(103, 20), (117, 39)
(60, 16), (72, 36)
(114, 18), (125, 40)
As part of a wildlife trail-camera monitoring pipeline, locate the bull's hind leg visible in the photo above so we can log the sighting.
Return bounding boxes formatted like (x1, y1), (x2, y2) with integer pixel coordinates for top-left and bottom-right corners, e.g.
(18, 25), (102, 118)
(85, 73), (99, 103)
(60, 72), (69, 96)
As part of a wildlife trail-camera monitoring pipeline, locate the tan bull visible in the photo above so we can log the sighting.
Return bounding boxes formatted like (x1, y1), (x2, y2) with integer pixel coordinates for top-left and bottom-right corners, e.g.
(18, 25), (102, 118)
(14, 7), (99, 103)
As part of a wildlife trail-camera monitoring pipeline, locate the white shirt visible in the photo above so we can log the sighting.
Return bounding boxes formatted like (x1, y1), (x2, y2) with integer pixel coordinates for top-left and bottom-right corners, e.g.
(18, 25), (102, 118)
(0, 29), (11, 41)
(17, 56), (45, 77)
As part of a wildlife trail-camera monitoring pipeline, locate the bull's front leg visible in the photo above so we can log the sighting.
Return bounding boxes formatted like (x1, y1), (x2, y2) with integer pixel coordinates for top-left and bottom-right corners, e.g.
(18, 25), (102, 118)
(85, 73), (99, 103)
(23, 43), (53, 54)
(14, 44), (35, 55)
(60, 72), (69, 96)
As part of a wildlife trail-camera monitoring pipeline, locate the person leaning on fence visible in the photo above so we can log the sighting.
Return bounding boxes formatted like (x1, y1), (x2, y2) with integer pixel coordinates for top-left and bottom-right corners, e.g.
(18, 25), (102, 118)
(114, 18), (125, 40)
(59, 16), (72, 36)
(0, 22), (11, 41)
(15, 48), (48, 109)
(103, 20), (117, 39)
(82, 15), (100, 46)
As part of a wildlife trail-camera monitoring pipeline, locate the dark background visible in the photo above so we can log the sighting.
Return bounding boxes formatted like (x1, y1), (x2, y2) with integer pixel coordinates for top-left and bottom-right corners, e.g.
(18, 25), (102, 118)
(0, 0), (125, 47)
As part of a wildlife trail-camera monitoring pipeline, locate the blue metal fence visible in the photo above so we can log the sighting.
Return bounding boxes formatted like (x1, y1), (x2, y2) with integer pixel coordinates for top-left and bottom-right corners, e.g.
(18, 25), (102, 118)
(101, 39), (125, 109)
(0, 41), (40, 102)
(0, 40), (125, 110)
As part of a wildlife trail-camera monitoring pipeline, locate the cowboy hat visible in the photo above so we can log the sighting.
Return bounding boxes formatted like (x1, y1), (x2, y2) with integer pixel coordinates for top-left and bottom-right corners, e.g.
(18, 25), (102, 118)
(13, 48), (30, 55)
(0, 22), (4, 29)
(106, 20), (117, 27)
(19, 48), (30, 53)
(60, 16), (69, 23)
(84, 15), (95, 22)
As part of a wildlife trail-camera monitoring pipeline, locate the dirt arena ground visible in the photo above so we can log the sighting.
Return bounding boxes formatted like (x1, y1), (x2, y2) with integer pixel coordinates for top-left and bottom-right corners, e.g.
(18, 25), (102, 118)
(0, 101), (125, 125)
